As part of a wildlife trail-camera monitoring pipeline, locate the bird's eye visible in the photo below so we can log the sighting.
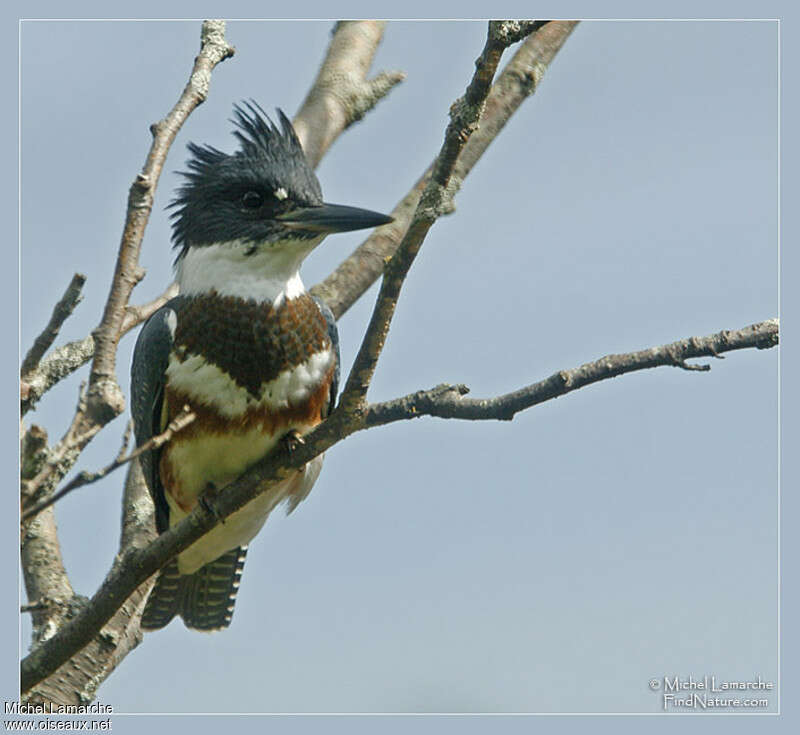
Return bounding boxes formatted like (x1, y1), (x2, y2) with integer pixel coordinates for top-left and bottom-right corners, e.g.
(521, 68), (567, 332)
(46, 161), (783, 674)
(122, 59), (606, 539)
(241, 191), (263, 209)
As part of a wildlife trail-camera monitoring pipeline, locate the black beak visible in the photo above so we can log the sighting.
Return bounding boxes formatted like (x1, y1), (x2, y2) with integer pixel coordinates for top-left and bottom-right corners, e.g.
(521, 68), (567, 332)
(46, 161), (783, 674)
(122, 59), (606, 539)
(277, 203), (393, 234)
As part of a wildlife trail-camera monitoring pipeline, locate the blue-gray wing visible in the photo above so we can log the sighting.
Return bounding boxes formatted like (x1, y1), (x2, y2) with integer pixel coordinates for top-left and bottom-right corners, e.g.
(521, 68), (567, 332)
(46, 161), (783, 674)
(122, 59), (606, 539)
(312, 295), (340, 414)
(131, 296), (183, 533)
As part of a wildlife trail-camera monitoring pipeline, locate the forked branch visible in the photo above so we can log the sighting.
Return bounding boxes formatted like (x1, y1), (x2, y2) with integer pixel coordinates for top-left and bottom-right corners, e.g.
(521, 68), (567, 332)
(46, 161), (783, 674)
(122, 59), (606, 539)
(20, 315), (778, 694)
(21, 408), (196, 523)
(293, 20), (406, 168)
(311, 20), (579, 319)
(20, 20), (234, 506)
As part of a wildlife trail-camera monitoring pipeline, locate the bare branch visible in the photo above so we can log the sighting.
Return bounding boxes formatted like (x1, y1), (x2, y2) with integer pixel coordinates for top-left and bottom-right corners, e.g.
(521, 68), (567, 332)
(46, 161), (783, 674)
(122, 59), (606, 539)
(23, 463), (159, 706)
(489, 20), (551, 44)
(21, 335), (94, 417)
(455, 20), (578, 177)
(86, 20), (233, 422)
(119, 453), (159, 552)
(311, 20), (579, 320)
(115, 421), (133, 463)
(22, 558), (153, 707)
(22, 282), (180, 417)
(20, 425), (75, 650)
(338, 20), (543, 411)
(121, 281), (179, 335)
(19, 316), (777, 694)
(364, 320), (780, 425)
(22, 408), (195, 523)
(20, 20), (233, 497)
(293, 21), (405, 169)
(21, 383), (104, 508)
(21, 273), (86, 380)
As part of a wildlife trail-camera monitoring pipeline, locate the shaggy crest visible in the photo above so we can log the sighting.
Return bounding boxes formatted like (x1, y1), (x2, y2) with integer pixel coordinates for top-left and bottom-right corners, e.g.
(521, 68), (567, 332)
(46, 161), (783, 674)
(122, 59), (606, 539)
(169, 101), (322, 257)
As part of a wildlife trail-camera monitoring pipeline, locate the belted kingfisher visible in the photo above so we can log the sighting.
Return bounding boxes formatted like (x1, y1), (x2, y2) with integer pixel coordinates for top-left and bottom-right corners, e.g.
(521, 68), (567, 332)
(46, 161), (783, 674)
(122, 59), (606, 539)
(131, 101), (392, 631)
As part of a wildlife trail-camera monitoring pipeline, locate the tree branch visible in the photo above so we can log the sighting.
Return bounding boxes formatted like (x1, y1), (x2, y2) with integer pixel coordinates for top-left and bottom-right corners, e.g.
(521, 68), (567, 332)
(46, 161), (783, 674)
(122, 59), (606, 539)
(364, 320), (780, 425)
(293, 21), (405, 169)
(338, 20), (543, 411)
(23, 464), (160, 706)
(21, 408), (195, 523)
(21, 383), (104, 515)
(86, 19), (233, 422)
(310, 20), (579, 320)
(19, 316), (778, 694)
(20, 336), (94, 417)
(20, 273), (86, 381)
(22, 282), (180, 417)
(20, 425), (75, 652)
(121, 281), (179, 335)
(19, 22), (233, 704)
(19, 20), (233, 496)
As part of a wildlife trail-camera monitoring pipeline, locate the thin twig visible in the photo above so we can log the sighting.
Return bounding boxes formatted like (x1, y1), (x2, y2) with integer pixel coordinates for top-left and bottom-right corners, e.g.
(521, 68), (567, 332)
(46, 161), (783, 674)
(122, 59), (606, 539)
(121, 281), (179, 335)
(115, 420), (133, 463)
(87, 20), (234, 417)
(311, 21), (578, 320)
(22, 408), (195, 523)
(21, 273), (86, 380)
(364, 320), (780, 425)
(338, 20), (543, 411)
(21, 382), (103, 504)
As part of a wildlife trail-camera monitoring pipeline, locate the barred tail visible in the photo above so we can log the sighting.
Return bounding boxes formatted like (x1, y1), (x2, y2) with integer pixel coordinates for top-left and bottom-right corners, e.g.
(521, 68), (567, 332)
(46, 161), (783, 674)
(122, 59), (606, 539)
(141, 546), (248, 632)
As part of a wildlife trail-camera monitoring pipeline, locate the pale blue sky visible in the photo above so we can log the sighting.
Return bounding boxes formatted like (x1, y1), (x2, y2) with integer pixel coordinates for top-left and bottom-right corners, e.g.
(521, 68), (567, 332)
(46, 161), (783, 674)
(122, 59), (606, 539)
(8, 6), (793, 734)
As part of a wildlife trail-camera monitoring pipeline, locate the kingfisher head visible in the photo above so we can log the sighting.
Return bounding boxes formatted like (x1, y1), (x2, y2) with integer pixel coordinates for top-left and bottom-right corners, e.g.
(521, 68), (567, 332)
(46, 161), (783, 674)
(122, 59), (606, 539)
(170, 101), (392, 302)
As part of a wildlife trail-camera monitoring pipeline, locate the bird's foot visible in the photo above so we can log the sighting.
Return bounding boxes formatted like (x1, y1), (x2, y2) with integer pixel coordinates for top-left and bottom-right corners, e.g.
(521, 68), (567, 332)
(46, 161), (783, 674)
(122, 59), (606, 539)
(282, 428), (306, 454)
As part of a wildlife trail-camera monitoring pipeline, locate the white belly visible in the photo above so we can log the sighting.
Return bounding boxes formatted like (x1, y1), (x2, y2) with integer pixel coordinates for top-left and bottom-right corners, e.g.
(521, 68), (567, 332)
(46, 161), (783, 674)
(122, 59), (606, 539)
(164, 429), (324, 574)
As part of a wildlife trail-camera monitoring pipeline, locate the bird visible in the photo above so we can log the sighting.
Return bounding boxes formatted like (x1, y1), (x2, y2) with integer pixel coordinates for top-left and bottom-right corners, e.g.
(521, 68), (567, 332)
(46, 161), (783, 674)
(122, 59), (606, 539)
(130, 101), (392, 631)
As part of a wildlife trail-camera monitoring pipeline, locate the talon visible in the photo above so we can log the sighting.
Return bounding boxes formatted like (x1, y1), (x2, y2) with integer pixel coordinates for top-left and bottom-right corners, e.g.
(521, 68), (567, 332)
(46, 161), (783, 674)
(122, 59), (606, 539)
(283, 429), (305, 453)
